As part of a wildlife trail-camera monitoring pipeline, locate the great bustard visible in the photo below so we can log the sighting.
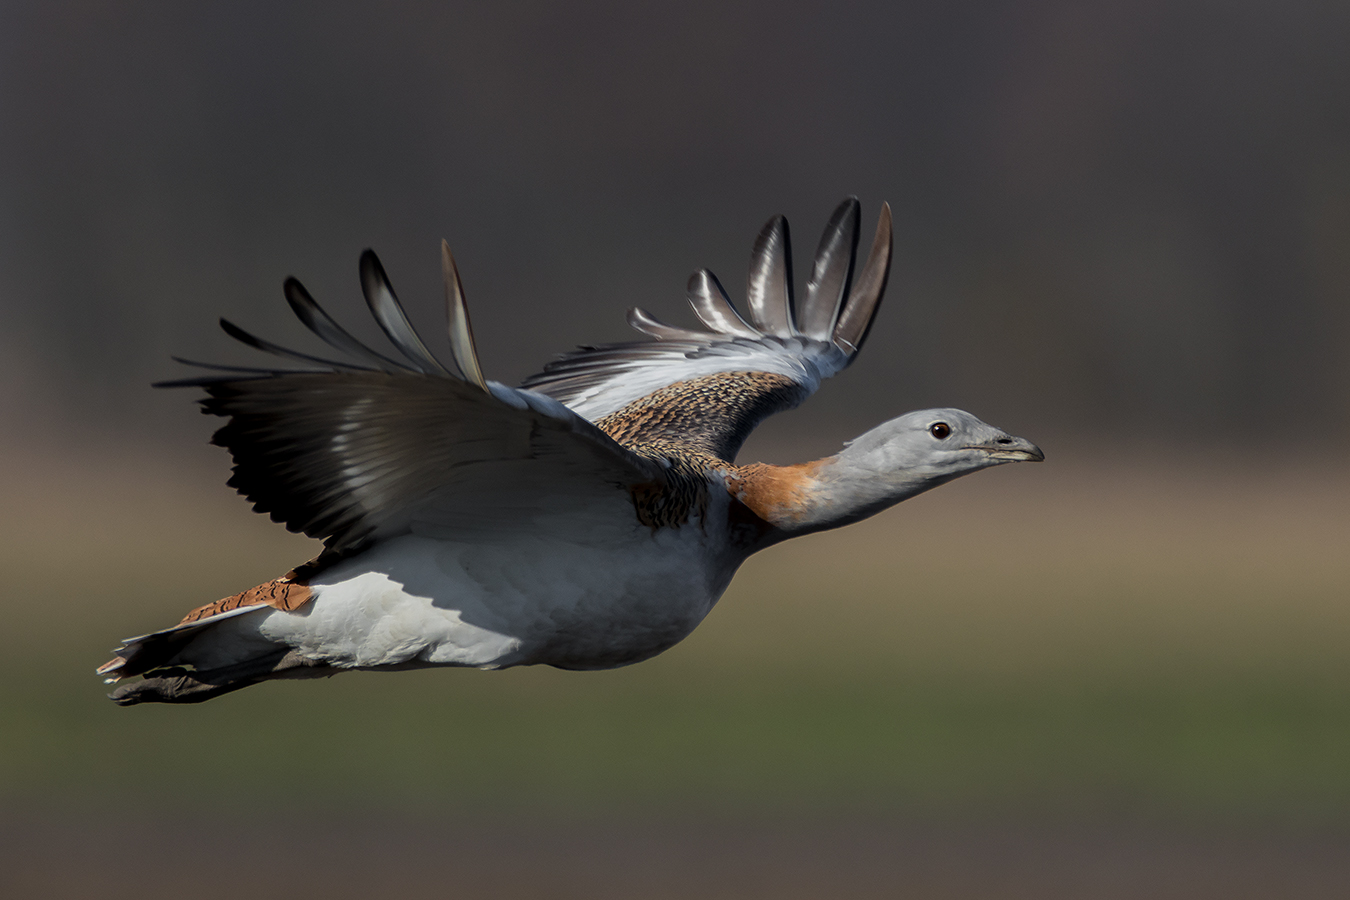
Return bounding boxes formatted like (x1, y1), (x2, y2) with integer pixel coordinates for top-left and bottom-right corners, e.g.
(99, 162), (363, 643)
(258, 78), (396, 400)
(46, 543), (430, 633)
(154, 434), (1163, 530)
(99, 198), (1042, 704)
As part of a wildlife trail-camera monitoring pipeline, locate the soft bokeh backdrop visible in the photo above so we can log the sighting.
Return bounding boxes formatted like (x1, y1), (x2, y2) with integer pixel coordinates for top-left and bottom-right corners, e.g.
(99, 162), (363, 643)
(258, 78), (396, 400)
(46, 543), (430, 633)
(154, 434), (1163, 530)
(2, 2), (1348, 897)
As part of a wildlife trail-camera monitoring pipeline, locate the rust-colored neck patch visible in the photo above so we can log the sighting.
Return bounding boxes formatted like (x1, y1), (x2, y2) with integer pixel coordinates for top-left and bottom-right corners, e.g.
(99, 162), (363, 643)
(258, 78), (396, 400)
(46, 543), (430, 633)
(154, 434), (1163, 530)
(177, 573), (313, 625)
(725, 459), (829, 531)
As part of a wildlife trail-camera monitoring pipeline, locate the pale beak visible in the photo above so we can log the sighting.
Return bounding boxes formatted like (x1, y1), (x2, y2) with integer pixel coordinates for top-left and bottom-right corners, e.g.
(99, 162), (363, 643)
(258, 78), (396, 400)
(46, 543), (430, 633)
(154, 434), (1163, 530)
(966, 435), (1045, 462)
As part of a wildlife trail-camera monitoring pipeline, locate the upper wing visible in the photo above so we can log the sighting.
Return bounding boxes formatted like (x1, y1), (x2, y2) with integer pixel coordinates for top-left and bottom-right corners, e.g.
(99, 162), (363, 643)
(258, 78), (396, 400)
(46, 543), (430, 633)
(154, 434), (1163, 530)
(164, 244), (662, 555)
(520, 198), (893, 454)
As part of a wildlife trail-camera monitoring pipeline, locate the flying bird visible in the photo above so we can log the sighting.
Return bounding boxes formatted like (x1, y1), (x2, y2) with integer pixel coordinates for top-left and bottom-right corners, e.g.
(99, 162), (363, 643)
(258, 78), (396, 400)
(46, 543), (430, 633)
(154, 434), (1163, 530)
(99, 198), (1043, 704)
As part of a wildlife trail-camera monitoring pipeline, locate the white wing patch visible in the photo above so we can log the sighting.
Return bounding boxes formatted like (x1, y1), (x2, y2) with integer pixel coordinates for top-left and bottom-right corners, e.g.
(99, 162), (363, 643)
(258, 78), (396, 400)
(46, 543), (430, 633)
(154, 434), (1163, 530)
(542, 338), (846, 421)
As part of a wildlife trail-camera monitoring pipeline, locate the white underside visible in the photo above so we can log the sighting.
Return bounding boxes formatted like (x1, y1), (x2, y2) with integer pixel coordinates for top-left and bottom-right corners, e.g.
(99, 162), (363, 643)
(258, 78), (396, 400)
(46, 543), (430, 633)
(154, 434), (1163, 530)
(196, 493), (745, 673)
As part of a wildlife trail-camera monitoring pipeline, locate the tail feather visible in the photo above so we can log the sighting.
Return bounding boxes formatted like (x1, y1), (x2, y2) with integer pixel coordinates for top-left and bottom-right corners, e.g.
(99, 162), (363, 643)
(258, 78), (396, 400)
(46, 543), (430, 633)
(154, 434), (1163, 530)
(98, 573), (321, 705)
(108, 650), (335, 706)
(99, 604), (272, 683)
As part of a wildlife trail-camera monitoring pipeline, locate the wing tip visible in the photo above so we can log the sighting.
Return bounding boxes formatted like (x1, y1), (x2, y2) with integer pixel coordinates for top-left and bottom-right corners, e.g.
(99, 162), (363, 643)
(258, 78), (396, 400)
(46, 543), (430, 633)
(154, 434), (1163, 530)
(441, 239), (489, 391)
(829, 199), (893, 358)
(358, 248), (453, 376)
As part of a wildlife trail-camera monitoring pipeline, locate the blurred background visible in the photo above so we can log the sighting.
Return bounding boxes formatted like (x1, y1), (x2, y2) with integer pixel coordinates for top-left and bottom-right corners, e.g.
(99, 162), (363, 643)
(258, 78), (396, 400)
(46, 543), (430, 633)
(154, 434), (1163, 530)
(2, 2), (1349, 897)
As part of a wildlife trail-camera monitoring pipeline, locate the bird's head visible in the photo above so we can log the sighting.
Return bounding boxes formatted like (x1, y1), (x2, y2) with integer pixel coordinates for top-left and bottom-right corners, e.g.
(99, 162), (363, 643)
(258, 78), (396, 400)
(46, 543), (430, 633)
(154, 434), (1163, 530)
(734, 408), (1043, 540)
(844, 408), (1044, 482)
(803, 408), (1044, 528)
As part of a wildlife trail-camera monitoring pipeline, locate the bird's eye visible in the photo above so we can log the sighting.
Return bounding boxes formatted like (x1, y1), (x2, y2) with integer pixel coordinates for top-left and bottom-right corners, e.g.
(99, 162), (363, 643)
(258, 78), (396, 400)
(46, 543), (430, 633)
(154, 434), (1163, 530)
(929, 422), (951, 439)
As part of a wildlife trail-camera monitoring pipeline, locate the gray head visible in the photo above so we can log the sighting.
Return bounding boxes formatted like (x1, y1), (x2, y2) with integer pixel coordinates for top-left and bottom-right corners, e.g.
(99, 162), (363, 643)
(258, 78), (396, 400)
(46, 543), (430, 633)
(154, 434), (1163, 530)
(843, 407), (1043, 480)
(783, 408), (1043, 533)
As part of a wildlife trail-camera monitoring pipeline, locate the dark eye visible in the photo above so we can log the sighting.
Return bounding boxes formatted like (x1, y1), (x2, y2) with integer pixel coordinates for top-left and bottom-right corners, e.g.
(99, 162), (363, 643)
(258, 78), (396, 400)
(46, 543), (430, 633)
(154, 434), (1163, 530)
(929, 422), (951, 439)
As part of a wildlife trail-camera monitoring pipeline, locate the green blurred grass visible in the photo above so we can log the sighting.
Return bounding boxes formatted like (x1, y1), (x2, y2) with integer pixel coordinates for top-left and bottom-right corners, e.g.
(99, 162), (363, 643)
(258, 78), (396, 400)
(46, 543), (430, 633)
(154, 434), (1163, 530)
(10, 662), (1350, 820)
(3, 442), (1348, 820)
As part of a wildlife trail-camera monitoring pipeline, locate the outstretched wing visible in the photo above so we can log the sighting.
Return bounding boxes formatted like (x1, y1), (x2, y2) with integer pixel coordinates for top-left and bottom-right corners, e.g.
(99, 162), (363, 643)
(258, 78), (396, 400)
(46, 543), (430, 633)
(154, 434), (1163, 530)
(164, 243), (663, 556)
(521, 198), (892, 461)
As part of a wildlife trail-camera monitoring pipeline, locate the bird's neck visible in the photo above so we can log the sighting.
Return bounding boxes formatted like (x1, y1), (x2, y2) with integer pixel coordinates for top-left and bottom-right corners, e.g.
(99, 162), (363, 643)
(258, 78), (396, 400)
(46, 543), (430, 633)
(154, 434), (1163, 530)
(726, 440), (955, 544)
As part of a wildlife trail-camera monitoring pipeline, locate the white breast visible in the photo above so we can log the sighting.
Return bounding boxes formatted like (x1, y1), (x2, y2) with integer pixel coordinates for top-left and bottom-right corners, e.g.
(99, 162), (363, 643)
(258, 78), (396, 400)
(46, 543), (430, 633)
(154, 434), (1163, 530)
(251, 490), (744, 671)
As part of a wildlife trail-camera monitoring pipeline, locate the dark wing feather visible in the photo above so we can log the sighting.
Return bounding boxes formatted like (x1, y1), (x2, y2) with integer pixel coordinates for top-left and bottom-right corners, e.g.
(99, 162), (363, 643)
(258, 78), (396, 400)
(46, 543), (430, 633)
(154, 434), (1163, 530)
(358, 250), (453, 376)
(200, 372), (657, 553)
(797, 198), (860, 341)
(283, 277), (409, 372)
(686, 270), (761, 338)
(165, 249), (660, 555)
(745, 214), (795, 335)
(831, 203), (892, 354)
(441, 241), (488, 389)
(627, 307), (710, 341)
(218, 318), (365, 371)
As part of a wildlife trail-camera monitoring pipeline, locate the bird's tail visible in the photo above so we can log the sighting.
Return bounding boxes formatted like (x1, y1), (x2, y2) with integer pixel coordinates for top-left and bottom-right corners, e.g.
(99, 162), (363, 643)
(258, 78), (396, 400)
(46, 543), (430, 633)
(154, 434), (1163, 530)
(97, 575), (331, 705)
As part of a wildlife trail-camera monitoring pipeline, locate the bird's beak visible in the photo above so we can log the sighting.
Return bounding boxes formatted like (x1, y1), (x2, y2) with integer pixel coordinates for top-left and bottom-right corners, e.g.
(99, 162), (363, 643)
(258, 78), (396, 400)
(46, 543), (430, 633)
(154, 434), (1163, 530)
(965, 435), (1045, 462)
